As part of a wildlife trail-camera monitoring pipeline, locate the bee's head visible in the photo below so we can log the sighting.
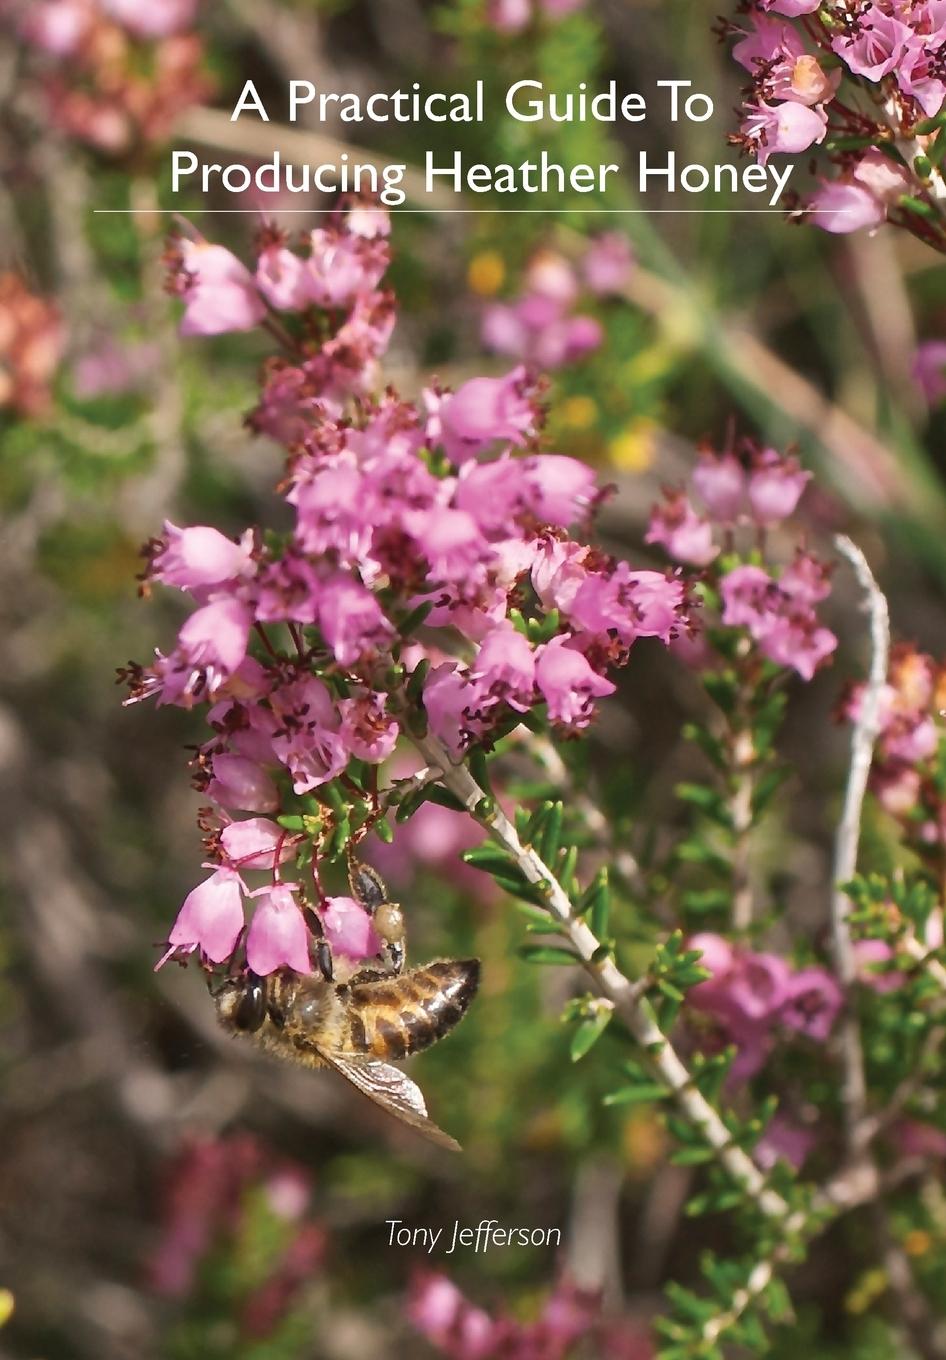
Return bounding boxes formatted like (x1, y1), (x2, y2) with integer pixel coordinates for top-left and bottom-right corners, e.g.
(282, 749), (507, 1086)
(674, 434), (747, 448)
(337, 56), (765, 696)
(212, 971), (268, 1033)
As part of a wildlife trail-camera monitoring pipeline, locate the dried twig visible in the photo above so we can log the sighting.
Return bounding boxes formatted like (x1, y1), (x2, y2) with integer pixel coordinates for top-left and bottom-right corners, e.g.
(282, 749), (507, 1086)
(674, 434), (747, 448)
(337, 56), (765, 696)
(831, 536), (890, 1151)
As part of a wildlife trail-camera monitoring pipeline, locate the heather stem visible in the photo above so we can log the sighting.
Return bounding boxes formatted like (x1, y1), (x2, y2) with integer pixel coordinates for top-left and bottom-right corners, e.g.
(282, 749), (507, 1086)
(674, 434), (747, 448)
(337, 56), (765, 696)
(729, 719), (756, 934)
(407, 727), (790, 1223)
(831, 536), (890, 1153)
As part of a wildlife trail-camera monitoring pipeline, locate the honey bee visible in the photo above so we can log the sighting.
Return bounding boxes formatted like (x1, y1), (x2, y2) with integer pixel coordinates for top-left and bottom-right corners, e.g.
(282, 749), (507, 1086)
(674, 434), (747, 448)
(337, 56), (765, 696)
(211, 861), (480, 1151)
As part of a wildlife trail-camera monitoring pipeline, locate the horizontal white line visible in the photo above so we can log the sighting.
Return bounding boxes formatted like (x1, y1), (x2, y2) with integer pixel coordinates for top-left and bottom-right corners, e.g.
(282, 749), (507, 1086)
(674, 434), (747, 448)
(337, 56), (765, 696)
(92, 207), (826, 214)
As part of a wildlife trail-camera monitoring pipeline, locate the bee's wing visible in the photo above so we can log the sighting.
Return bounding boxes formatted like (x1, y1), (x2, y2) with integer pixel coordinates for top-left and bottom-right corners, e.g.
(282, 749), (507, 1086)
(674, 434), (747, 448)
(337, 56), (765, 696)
(319, 1051), (461, 1153)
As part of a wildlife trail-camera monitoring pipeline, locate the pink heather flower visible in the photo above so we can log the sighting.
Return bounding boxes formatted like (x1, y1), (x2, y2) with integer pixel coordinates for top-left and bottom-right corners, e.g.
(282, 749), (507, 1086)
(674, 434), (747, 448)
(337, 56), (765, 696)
(534, 638), (616, 726)
(883, 714), (939, 764)
(779, 967), (843, 1041)
(743, 100), (827, 166)
(338, 692), (399, 763)
(559, 314), (603, 362)
(853, 939), (903, 994)
(853, 148), (911, 204)
(689, 932), (735, 982)
(157, 867), (245, 968)
(21, 0), (91, 55)
(720, 564), (775, 631)
(304, 227), (389, 308)
(898, 39), (946, 118)
(523, 453), (597, 526)
(569, 565), (686, 645)
(691, 450), (745, 522)
(423, 664), (489, 754)
(436, 368), (536, 463)
(455, 455), (536, 534)
(219, 817), (294, 870)
(581, 233), (634, 295)
(758, 616), (837, 680)
(646, 492), (718, 567)
(269, 676), (348, 793)
(624, 569), (687, 641)
(176, 241), (267, 337)
(320, 895), (382, 961)
(486, 0), (532, 31)
(732, 12), (804, 73)
(472, 622), (537, 711)
(264, 1166), (311, 1222)
(758, 0), (820, 13)
(831, 10), (913, 80)
(410, 507), (491, 583)
(526, 251), (579, 305)
(874, 764), (922, 817)
(407, 1272), (498, 1360)
(150, 522), (254, 592)
(779, 550), (832, 606)
(245, 884), (310, 975)
(317, 574), (393, 665)
(157, 598), (253, 707)
(207, 753), (280, 814)
(787, 55), (840, 106)
(913, 340), (946, 405)
(756, 1115), (816, 1171)
(100, 0), (199, 37)
(747, 448), (811, 524)
(255, 245), (312, 312)
(809, 180), (885, 234)
(895, 1120), (946, 1160)
(531, 538), (592, 615)
(727, 952), (792, 1022)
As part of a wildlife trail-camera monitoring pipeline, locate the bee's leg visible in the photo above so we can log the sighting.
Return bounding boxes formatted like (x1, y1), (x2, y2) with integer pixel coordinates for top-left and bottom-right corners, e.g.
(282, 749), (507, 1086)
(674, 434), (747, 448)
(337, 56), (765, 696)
(349, 858), (406, 976)
(206, 926), (247, 995)
(303, 906), (334, 983)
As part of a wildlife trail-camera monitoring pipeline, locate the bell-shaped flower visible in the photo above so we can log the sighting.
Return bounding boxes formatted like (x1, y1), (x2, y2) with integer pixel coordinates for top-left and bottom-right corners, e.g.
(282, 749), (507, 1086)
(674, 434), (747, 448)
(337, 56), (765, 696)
(156, 867), (245, 969)
(321, 895), (382, 961)
(177, 241), (266, 337)
(245, 884), (310, 975)
(151, 522), (254, 592)
(207, 753), (280, 813)
(534, 638), (615, 727)
(692, 450), (745, 522)
(220, 817), (295, 870)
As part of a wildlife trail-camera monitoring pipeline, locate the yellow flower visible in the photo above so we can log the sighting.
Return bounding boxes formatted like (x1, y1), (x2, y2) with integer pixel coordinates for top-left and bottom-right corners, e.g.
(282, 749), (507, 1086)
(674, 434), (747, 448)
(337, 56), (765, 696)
(903, 1229), (932, 1257)
(609, 418), (659, 472)
(558, 395), (598, 430)
(467, 251), (505, 297)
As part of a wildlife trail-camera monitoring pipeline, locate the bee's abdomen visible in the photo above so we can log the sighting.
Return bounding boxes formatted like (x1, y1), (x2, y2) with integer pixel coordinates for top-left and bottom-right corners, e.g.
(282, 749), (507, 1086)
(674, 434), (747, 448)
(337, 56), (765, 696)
(348, 959), (480, 1059)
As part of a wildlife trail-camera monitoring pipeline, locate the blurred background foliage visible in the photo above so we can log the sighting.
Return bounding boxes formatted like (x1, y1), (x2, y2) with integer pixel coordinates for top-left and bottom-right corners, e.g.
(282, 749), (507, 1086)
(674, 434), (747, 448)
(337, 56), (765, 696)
(2, 0), (946, 1356)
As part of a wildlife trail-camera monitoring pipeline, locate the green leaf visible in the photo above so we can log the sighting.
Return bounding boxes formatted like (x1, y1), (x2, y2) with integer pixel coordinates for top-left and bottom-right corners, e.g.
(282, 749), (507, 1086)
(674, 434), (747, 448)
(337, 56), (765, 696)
(462, 843), (513, 873)
(397, 600), (434, 637)
(518, 944), (578, 966)
(570, 1006), (613, 1061)
(751, 766), (788, 817)
(538, 801), (564, 864)
(603, 1082), (667, 1106)
(468, 746), (492, 796)
(405, 657), (430, 704)
(676, 783), (732, 829)
(578, 867), (611, 938)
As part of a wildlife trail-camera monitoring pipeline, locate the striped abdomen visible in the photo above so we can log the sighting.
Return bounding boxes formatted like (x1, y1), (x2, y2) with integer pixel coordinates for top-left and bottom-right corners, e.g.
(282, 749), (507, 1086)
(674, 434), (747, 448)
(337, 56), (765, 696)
(345, 960), (480, 1060)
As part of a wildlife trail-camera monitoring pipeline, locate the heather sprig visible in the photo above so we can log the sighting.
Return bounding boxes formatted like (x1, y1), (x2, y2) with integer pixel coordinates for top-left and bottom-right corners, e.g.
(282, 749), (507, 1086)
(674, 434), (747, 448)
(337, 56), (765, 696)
(720, 0), (946, 250)
(125, 199), (691, 980)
